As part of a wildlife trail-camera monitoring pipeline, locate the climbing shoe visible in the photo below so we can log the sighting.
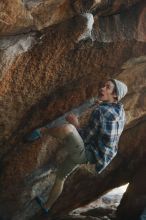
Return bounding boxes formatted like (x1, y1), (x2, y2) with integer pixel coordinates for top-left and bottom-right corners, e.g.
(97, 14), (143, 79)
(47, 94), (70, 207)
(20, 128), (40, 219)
(24, 129), (42, 142)
(36, 196), (51, 216)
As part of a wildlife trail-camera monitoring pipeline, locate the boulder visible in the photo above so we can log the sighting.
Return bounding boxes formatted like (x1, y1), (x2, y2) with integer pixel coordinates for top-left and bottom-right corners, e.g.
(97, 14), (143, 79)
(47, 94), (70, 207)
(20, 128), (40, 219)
(0, 1), (146, 219)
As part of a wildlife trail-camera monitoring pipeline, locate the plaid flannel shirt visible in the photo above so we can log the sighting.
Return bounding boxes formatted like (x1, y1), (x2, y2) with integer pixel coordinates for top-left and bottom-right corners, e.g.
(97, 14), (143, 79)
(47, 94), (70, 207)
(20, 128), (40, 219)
(79, 102), (125, 173)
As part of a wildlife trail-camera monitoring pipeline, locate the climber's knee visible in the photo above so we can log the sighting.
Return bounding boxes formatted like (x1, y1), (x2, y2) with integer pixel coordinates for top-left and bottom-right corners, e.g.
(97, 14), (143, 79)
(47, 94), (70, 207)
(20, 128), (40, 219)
(61, 124), (75, 134)
(56, 124), (76, 139)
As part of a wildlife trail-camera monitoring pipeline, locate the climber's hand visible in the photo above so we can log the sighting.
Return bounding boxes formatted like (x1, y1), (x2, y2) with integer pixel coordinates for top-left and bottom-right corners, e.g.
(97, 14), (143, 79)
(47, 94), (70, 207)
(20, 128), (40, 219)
(65, 113), (80, 128)
(94, 99), (102, 105)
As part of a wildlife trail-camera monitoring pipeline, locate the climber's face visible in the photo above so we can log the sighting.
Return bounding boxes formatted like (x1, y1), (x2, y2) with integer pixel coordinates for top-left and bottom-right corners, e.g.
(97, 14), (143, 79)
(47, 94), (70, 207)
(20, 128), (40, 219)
(98, 80), (117, 102)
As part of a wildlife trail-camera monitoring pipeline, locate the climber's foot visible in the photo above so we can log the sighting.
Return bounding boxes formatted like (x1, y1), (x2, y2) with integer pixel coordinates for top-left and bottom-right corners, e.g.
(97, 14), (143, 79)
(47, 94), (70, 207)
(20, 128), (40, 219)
(24, 129), (42, 142)
(36, 196), (51, 216)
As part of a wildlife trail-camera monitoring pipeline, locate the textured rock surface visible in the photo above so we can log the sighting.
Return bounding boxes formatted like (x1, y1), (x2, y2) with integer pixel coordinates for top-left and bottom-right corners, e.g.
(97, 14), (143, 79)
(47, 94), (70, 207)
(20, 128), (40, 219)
(117, 166), (146, 220)
(0, 0), (146, 220)
(0, 0), (143, 36)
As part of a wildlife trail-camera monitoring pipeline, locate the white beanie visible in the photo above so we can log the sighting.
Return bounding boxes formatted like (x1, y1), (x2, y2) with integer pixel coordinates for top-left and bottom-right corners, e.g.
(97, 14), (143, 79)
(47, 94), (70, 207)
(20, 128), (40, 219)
(113, 79), (128, 101)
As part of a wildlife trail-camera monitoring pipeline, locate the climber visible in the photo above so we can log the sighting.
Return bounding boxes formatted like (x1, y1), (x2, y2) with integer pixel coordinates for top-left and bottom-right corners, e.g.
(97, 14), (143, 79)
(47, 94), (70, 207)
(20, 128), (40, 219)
(34, 78), (128, 216)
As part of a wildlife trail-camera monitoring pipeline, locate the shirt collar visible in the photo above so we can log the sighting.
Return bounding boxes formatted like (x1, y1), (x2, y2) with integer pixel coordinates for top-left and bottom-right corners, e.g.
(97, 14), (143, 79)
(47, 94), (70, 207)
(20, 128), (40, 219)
(100, 101), (122, 107)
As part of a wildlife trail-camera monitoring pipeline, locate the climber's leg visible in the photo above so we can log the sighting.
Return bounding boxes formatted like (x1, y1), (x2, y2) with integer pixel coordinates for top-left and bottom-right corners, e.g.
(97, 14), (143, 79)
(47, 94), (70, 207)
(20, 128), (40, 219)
(25, 123), (74, 142)
(44, 127), (87, 209)
(44, 159), (77, 209)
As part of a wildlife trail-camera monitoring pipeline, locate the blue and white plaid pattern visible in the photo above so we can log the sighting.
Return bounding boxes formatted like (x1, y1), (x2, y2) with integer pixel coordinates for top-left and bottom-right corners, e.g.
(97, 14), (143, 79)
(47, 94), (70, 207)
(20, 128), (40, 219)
(79, 102), (125, 172)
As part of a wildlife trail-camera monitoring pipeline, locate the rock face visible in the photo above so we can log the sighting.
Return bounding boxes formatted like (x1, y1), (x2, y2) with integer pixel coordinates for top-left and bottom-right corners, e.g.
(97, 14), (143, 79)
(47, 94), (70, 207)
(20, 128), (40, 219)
(117, 166), (146, 220)
(0, 0), (146, 220)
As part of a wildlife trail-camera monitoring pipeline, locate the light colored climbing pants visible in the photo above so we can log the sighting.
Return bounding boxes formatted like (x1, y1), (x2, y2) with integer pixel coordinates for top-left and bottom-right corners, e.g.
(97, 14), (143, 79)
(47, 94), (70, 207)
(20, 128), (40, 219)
(45, 128), (95, 209)
(56, 131), (87, 179)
